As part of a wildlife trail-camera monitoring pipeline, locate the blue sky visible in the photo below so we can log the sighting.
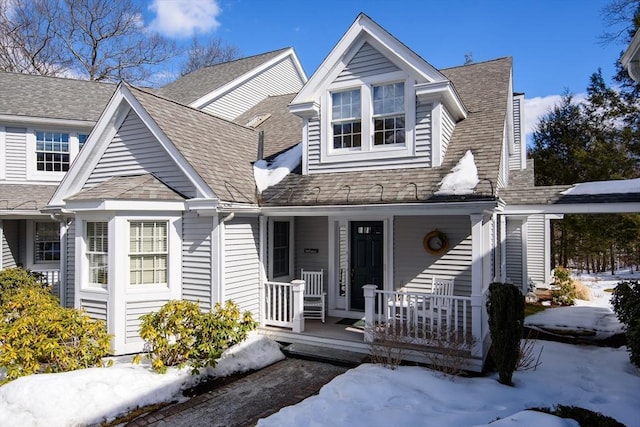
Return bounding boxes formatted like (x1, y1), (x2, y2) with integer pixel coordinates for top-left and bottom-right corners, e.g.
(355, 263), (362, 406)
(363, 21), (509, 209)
(143, 0), (629, 136)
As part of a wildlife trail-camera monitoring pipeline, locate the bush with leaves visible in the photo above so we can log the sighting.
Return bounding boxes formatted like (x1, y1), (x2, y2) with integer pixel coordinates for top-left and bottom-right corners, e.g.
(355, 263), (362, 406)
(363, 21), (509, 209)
(0, 267), (44, 303)
(487, 282), (525, 386)
(0, 287), (111, 383)
(611, 280), (640, 368)
(138, 300), (257, 374)
(551, 267), (577, 306)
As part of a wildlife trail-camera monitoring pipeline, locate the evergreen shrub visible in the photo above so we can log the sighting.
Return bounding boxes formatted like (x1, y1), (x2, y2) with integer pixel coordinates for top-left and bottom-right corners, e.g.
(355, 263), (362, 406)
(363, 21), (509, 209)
(487, 282), (525, 385)
(138, 300), (257, 374)
(611, 280), (640, 367)
(0, 287), (111, 383)
(551, 267), (577, 306)
(0, 267), (43, 303)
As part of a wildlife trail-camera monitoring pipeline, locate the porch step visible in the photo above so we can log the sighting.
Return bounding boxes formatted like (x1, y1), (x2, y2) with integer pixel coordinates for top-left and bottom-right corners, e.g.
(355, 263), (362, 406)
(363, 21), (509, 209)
(281, 343), (367, 367)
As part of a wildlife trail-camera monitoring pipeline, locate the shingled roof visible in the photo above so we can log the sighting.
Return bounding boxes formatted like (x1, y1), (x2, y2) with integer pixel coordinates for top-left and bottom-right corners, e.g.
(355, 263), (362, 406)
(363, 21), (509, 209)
(156, 49), (290, 105)
(0, 72), (115, 122)
(0, 184), (57, 212)
(66, 174), (185, 202)
(261, 57), (512, 206)
(126, 86), (259, 204)
(234, 93), (303, 158)
(499, 185), (640, 206)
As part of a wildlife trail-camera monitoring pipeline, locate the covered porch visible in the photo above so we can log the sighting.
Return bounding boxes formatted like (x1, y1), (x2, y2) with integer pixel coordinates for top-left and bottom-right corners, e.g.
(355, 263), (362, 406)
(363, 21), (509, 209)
(258, 202), (499, 372)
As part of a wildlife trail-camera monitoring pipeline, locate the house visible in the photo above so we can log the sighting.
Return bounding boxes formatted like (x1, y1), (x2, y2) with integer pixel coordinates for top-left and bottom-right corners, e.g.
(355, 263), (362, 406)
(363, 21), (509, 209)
(3, 14), (587, 371)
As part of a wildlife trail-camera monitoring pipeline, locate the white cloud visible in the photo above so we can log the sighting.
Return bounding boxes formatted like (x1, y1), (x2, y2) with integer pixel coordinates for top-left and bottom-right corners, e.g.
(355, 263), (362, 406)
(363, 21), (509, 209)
(148, 0), (221, 38)
(523, 93), (587, 139)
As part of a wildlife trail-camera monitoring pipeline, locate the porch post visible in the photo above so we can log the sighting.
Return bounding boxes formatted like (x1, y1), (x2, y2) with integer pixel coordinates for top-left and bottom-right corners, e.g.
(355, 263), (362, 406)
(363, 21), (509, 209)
(363, 284), (377, 342)
(259, 215), (267, 327)
(291, 279), (305, 333)
(470, 214), (484, 358)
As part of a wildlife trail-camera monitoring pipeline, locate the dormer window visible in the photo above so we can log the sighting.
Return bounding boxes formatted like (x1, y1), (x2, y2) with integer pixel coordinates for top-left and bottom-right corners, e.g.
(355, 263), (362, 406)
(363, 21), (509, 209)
(332, 89), (361, 149)
(373, 82), (405, 146)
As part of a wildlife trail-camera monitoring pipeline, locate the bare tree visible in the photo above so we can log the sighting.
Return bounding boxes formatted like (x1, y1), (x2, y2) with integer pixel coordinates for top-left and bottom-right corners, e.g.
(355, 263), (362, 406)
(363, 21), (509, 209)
(0, 0), (176, 84)
(600, 0), (640, 44)
(181, 36), (239, 76)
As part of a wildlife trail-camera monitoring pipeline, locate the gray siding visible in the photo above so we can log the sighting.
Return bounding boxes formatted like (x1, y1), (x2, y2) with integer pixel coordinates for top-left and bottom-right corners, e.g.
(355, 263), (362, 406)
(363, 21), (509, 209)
(294, 217), (328, 285)
(415, 101), (433, 162)
(441, 106), (455, 159)
(505, 218), (523, 287)
(224, 216), (260, 317)
(80, 298), (107, 322)
(394, 215), (472, 297)
(125, 300), (166, 343)
(334, 42), (400, 83)
(65, 219), (75, 308)
(1, 219), (19, 268)
(306, 118), (321, 168)
(5, 127), (26, 181)
(509, 96), (523, 171)
(85, 110), (196, 197)
(527, 214), (545, 286)
(201, 57), (304, 120)
(182, 212), (214, 310)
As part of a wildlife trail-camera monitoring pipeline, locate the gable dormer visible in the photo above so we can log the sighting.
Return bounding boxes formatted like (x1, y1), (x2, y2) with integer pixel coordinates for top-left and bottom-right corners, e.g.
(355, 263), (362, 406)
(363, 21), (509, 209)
(289, 14), (466, 175)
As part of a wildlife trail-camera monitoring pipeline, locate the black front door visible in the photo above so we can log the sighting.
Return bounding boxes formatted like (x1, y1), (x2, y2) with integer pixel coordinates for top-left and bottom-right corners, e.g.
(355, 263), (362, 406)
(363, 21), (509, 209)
(350, 221), (384, 311)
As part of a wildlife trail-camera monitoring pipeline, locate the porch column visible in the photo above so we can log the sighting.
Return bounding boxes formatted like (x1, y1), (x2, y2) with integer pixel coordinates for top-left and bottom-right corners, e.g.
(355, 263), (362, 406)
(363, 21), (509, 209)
(470, 214), (484, 358)
(363, 285), (377, 342)
(291, 279), (305, 333)
(259, 215), (267, 327)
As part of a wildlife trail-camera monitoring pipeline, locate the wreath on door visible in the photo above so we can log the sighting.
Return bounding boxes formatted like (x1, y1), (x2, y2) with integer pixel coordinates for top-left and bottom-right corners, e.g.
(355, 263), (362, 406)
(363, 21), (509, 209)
(423, 230), (448, 256)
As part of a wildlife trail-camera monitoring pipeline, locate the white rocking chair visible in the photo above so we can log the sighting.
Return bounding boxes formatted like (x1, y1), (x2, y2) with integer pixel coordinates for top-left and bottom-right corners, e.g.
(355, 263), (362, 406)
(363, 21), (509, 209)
(301, 269), (326, 323)
(422, 276), (455, 327)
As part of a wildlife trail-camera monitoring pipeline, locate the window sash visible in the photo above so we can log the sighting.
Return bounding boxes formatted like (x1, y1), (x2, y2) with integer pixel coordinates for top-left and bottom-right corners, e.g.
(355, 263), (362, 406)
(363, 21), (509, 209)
(87, 222), (108, 286)
(129, 221), (168, 285)
(373, 83), (405, 146)
(36, 131), (70, 172)
(34, 222), (60, 262)
(331, 89), (362, 150)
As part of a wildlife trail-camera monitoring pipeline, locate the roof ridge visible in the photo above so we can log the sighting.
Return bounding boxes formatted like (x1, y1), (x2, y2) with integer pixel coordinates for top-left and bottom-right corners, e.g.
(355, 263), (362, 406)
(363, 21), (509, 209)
(0, 70), (116, 86)
(180, 47), (292, 76)
(440, 56), (512, 72)
(126, 84), (259, 132)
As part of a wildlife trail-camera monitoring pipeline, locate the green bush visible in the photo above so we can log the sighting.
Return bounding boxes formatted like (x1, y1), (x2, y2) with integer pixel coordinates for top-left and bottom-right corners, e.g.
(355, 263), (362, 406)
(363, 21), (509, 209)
(487, 282), (524, 386)
(0, 267), (44, 303)
(0, 287), (112, 383)
(533, 405), (625, 426)
(551, 267), (577, 306)
(611, 280), (640, 367)
(139, 300), (257, 374)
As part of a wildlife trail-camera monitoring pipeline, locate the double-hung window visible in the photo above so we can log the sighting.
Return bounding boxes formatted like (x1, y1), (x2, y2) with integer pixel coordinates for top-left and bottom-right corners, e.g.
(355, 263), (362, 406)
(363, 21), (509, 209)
(129, 221), (168, 285)
(34, 222), (60, 262)
(373, 82), (405, 145)
(78, 134), (88, 150)
(331, 89), (361, 149)
(272, 221), (290, 277)
(87, 222), (108, 287)
(36, 131), (70, 172)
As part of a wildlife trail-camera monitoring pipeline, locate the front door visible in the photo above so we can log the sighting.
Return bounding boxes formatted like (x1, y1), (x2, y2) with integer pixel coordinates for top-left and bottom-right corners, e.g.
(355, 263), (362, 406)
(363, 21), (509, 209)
(350, 221), (384, 311)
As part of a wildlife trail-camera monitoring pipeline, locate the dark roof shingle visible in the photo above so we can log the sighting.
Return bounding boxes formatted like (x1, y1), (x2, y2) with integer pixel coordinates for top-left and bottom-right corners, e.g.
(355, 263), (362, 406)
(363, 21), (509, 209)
(66, 174), (185, 201)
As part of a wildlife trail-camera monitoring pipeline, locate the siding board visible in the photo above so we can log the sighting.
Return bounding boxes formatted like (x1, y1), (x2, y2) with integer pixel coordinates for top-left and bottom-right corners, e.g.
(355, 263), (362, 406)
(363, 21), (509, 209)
(1, 220), (19, 268)
(65, 219), (75, 308)
(527, 215), (545, 286)
(81, 299), (107, 322)
(294, 217), (329, 285)
(505, 218), (523, 287)
(224, 217), (260, 317)
(5, 127), (26, 181)
(182, 212), (214, 310)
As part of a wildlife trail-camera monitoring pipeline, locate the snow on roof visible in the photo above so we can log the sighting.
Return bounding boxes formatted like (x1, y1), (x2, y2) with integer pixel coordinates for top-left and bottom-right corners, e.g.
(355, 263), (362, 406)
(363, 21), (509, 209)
(434, 150), (479, 195)
(561, 178), (640, 195)
(253, 143), (302, 194)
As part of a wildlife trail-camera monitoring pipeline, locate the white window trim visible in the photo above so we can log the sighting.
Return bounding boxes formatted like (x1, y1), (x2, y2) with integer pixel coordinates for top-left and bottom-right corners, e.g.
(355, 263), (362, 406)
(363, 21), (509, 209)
(268, 217), (294, 282)
(320, 71), (416, 164)
(25, 220), (61, 270)
(86, 220), (110, 290)
(26, 128), (84, 182)
(78, 216), (112, 293)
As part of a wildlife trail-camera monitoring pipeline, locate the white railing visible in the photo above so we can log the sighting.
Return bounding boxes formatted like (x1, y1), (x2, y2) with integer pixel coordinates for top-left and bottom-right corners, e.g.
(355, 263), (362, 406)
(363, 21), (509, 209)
(33, 268), (60, 287)
(263, 280), (305, 332)
(363, 285), (473, 347)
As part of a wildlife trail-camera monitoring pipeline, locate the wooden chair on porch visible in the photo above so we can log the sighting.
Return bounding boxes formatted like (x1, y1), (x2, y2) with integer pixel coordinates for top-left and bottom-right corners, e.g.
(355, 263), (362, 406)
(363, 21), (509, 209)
(419, 276), (455, 328)
(301, 269), (326, 323)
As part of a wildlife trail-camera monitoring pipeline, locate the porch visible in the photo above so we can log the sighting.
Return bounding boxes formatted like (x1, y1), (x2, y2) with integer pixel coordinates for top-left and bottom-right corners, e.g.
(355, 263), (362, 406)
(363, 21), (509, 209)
(260, 280), (485, 372)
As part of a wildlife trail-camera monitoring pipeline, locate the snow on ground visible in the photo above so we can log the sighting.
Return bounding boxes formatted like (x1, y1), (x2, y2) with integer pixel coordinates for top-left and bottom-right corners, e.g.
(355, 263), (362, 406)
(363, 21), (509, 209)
(1, 270), (639, 426)
(0, 333), (284, 426)
(561, 177), (640, 195)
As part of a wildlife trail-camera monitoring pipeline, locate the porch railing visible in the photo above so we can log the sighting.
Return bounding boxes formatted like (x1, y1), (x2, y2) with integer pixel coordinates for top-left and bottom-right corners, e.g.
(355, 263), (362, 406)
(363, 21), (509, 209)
(263, 280), (305, 332)
(363, 286), (473, 347)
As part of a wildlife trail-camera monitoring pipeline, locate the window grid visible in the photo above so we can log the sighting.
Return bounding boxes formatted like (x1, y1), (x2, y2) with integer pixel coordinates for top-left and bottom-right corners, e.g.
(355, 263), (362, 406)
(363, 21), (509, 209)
(35, 222), (60, 262)
(272, 221), (290, 277)
(129, 221), (168, 285)
(331, 89), (362, 149)
(373, 83), (405, 146)
(78, 134), (88, 150)
(36, 131), (70, 171)
(87, 222), (108, 286)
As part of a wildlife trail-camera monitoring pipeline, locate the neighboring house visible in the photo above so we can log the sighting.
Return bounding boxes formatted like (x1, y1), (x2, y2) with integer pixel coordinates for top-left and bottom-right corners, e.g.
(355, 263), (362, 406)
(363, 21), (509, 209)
(10, 14), (632, 371)
(0, 73), (115, 296)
